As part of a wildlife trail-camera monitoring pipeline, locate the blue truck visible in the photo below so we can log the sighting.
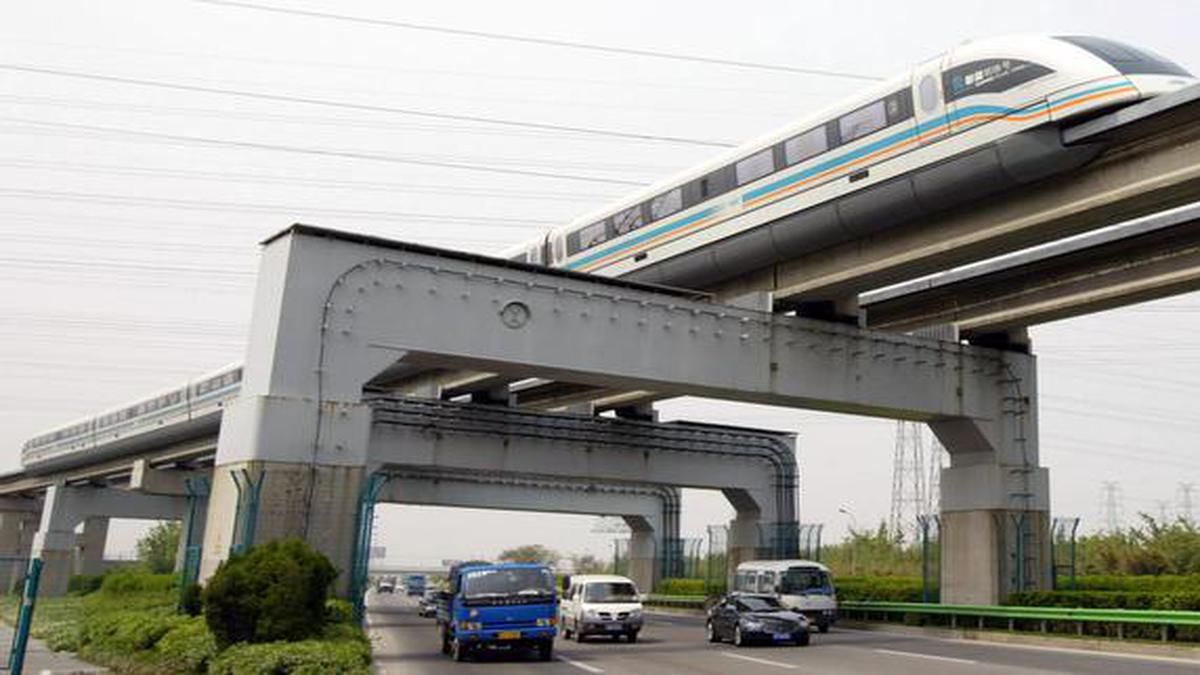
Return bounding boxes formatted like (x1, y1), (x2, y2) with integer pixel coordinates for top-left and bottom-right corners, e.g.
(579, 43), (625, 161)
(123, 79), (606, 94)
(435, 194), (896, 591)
(437, 561), (558, 662)
(404, 574), (426, 597)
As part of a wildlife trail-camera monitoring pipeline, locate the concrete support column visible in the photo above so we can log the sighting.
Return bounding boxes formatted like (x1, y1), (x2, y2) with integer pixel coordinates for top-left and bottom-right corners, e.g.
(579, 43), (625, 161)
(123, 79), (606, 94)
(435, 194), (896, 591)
(74, 516), (110, 577)
(0, 508), (39, 593)
(938, 461), (1050, 604)
(625, 525), (659, 594)
(200, 459), (364, 595)
(726, 515), (762, 584)
(32, 485), (79, 598)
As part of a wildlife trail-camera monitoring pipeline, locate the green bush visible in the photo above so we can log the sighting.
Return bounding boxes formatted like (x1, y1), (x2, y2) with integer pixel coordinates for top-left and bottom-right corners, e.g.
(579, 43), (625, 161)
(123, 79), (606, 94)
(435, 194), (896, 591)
(656, 578), (708, 596)
(836, 576), (933, 602)
(208, 638), (371, 675)
(154, 616), (219, 674)
(69, 574), (107, 596)
(179, 583), (203, 617)
(100, 570), (178, 595)
(1008, 589), (1200, 611)
(324, 598), (355, 624)
(203, 539), (339, 648)
(80, 609), (187, 654)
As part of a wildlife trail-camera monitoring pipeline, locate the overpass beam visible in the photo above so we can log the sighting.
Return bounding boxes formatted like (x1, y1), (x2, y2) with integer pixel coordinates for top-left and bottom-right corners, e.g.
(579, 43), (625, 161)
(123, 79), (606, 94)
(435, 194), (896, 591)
(31, 484), (188, 596)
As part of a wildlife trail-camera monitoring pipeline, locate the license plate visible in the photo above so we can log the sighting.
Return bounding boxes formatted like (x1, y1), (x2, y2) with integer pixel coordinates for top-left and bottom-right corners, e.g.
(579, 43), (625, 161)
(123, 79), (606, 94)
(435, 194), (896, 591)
(773, 633), (791, 641)
(606, 623), (623, 631)
(497, 631), (521, 640)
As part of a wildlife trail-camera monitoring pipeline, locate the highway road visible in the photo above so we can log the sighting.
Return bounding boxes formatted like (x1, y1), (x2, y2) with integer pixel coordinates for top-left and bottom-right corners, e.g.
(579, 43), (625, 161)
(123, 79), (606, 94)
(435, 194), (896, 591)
(366, 593), (1200, 674)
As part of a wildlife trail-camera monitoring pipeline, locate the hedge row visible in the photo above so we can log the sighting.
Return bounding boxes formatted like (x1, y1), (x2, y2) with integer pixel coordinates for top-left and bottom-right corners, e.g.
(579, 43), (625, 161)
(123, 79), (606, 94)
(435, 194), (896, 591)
(1008, 590), (1200, 611)
(656, 578), (723, 596)
(1066, 575), (1200, 593)
(835, 576), (932, 602)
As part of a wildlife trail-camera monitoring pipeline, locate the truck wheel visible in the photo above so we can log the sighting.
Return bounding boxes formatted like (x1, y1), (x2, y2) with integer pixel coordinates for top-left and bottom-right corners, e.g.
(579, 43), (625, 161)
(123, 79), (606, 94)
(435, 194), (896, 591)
(562, 627), (573, 640)
(452, 638), (469, 662)
(538, 639), (554, 661)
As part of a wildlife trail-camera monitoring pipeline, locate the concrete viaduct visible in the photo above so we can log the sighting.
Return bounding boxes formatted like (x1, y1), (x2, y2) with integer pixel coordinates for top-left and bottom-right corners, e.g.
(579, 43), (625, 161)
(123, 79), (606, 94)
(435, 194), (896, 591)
(2, 84), (1199, 606)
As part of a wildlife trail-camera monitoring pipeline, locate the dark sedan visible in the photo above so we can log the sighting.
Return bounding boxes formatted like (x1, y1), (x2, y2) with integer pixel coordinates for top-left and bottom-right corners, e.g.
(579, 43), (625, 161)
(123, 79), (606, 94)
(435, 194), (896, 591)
(706, 594), (810, 647)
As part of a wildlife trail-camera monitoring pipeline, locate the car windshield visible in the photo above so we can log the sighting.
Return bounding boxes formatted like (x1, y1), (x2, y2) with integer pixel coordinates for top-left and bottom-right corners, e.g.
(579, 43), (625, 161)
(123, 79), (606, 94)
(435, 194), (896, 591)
(736, 596), (783, 612)
(461, 567), (555, 598)
(583, 582), (638, 603)
(780, 567), (833, 595)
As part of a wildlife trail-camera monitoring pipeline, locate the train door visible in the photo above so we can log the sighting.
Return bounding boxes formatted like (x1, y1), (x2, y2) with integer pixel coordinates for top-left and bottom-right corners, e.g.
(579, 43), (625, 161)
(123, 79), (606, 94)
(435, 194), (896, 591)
(911, 55), (950, 144)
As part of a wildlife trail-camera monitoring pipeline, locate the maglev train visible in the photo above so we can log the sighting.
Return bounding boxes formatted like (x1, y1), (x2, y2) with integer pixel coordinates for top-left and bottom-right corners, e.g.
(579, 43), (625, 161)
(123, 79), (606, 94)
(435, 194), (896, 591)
(505, 35), (1195, 288)
(21, 364), (243, 470)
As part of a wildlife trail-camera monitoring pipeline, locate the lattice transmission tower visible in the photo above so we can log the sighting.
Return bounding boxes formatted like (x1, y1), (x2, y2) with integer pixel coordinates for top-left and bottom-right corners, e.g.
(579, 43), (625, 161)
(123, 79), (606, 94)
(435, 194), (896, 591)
(889, 422), (945, 542)
(1099, 482), (1124, 532)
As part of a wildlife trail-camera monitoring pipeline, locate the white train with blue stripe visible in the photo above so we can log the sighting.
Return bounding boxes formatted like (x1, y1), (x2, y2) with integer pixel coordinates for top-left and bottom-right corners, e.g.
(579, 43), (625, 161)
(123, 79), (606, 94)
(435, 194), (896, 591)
(21, 364), (242, 470)
(507, 35), (1195, 288)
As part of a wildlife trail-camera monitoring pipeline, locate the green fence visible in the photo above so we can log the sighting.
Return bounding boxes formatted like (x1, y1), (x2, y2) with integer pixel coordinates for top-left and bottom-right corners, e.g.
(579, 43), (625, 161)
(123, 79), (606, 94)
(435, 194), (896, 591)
(841, 600), (1200, 642)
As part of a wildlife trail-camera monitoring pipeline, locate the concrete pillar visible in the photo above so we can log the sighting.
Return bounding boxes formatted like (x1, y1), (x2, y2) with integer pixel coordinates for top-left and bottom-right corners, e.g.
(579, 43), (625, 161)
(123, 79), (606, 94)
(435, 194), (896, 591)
(626, 527), (659, 594)
(31, 485), (79, 598)
(938, 461), (1050, 604)
(200, 461), (364, 595)
(727, 515), (762, 585)
(74, 516), (109, 577)
(0, 509), (38, 593)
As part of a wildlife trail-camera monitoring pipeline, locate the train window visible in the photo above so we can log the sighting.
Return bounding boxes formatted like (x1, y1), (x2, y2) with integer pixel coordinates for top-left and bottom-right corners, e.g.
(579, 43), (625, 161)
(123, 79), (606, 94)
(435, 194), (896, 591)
(700, 166), (735, 199)
(783, 127), (829, 166)
(885, 90), (914, 124)
(567, 219), (610, 255)
(649, 188), (683, 220)
(1056, 36), (1192, 77)
(611, 204), (645, 236)
(942, 59), (1054, 102)
(735, 148), (776, 186)
(838, 100), (888, 143)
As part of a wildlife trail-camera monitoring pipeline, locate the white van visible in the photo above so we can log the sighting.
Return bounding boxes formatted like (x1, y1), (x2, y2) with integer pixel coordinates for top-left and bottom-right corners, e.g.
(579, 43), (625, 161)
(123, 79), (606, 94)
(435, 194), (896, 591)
(559, 574), (644, 642)
(733, 560), (837, 632)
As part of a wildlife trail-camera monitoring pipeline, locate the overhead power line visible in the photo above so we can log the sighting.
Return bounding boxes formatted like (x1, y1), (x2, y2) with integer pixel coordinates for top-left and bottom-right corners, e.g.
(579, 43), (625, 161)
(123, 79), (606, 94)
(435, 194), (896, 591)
(0, 63), (734, 148)
(0, 116), (648, 186)
(193, 0), (884, 82)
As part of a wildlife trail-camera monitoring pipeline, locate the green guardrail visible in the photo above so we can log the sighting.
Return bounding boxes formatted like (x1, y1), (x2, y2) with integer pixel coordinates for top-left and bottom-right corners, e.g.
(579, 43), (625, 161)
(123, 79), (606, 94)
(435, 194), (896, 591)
(645, 594), (707, 609)
(842, 601), (1200, 642)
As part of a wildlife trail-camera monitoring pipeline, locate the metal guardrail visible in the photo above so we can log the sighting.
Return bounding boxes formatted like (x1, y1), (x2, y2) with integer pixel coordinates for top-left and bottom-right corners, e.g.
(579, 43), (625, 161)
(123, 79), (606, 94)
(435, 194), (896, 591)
(645, 594), (707, 609)
(841, 601), (1200, 641)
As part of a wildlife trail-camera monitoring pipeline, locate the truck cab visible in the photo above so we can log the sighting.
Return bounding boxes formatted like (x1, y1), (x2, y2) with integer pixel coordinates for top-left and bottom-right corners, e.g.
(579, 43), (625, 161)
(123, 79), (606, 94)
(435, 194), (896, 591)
(437, 562), (558, 662)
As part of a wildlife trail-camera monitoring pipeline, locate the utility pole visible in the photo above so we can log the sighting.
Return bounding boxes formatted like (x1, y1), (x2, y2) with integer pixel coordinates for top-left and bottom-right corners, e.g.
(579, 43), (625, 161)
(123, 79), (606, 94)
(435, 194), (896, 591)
(1178, 483), (1196, 524)
(1099, 482), (1123, 532)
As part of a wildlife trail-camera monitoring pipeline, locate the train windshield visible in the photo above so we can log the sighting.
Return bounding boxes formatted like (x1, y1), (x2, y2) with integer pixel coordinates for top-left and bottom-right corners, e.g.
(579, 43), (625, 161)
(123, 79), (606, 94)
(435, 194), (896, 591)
(1058, 36), (1192, 77)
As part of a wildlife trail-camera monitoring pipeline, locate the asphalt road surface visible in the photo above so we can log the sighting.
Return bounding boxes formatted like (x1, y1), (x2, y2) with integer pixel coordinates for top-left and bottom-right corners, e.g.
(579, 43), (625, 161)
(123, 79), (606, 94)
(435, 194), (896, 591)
(366, 593), (1200, 674)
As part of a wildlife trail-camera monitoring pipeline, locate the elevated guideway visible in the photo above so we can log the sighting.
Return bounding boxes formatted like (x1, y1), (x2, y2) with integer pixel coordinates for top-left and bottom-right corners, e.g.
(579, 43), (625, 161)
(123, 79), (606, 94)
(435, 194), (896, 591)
(712, 84), (1200, 308)
(861, 202), (1200, 338)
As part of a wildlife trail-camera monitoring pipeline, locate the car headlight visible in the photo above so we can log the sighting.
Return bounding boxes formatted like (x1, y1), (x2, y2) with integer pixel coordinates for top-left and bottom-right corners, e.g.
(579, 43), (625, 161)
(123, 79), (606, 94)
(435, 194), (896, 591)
(584, 609), (600, 619)
(536, 617), (556, 627)
(458, 621), (482, 631)
(740, 619), (764, 631)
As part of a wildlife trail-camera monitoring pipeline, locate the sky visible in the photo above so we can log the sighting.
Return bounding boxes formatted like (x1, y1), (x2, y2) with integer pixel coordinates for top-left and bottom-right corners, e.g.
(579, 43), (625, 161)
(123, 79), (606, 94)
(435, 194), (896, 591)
(1, 0), (1198, 564)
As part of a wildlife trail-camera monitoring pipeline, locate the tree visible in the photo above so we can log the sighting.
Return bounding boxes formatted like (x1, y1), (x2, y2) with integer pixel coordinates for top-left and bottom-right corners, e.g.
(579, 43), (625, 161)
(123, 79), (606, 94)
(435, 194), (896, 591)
(203, 538), (338, 648)
(497, 544), (558, 564)
(137, 521), (181, 574)
(570, 553), (606, 574)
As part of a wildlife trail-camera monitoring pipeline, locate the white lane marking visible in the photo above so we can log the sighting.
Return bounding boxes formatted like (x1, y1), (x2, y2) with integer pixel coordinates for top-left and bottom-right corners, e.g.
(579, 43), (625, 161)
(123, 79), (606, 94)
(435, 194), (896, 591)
(721, 652), (800, 669)
(873, 648), (977, 664)
(842, 626), (1200, 665)
(558, 655), (605, 673)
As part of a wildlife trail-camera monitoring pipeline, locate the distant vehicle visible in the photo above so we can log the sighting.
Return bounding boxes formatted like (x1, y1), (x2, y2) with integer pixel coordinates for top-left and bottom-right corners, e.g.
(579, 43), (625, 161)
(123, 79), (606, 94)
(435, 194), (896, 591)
(559, 574), (643, 643)
(419, 588), (440, 618)
(405, 574), (427, 597)
(437, 561), (557, 662)
(733, 560), (837, 632)
(706, 594), (810, 647)
(377, 580), (395, 594)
